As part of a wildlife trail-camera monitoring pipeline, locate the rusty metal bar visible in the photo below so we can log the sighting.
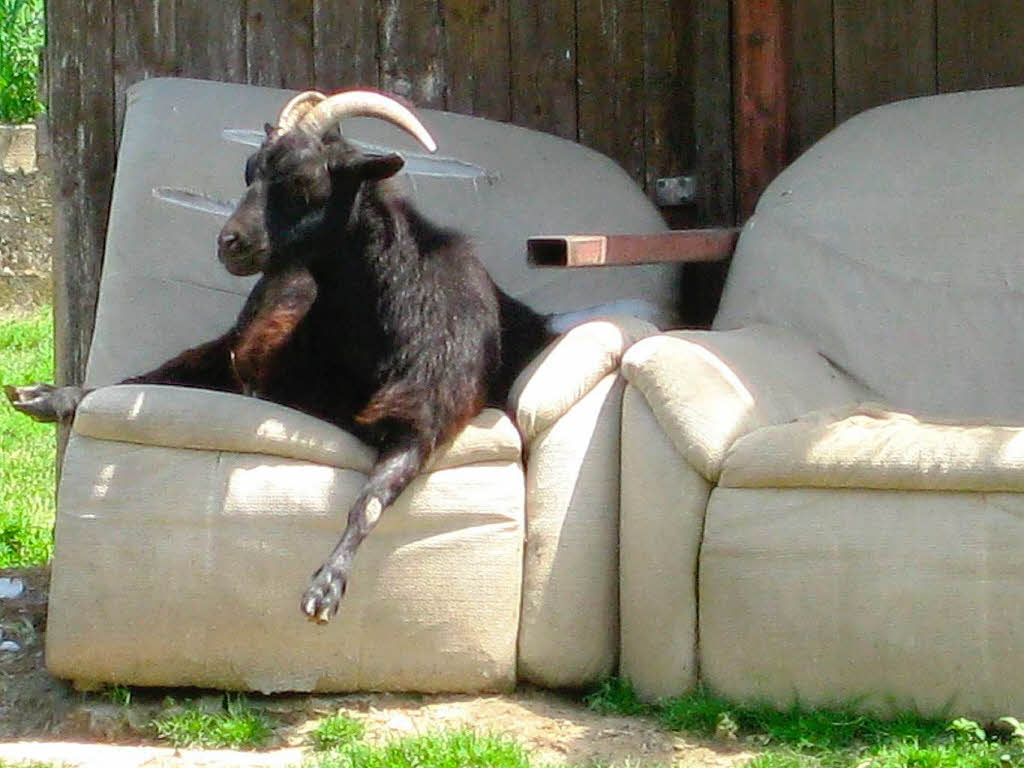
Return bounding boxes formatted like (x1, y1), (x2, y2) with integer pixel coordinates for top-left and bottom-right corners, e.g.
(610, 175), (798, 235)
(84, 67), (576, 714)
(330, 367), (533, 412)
(528, 229), (740, 268)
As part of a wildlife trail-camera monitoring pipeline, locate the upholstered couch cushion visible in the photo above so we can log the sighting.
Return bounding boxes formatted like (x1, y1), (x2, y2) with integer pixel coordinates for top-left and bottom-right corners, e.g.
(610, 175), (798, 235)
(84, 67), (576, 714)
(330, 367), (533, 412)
(721, 404), (1024, 492)
(49, 397), (525, 693)
(715, 88), (1024, 423)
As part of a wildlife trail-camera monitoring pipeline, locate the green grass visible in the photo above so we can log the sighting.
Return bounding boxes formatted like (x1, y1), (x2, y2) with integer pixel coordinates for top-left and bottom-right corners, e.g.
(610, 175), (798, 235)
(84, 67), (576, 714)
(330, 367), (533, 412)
(149, 694), (275, 749)
(305, 728), (534, 768)
(0, 0), (44, 123)
(0, 305), (54, 567)
(310, 713), (368, 751)
(584, 678), (1024, 768)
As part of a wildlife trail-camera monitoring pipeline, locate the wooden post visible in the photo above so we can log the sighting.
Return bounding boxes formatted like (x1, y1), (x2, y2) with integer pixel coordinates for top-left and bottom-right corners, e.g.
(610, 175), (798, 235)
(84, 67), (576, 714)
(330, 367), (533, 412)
(733, 0), (788, 221)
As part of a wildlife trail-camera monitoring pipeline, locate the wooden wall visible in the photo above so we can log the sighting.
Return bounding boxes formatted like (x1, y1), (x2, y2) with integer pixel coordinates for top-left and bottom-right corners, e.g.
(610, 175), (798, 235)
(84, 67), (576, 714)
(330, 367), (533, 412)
(785, 0), (1024, 159)
(43, 0), (1024, 390)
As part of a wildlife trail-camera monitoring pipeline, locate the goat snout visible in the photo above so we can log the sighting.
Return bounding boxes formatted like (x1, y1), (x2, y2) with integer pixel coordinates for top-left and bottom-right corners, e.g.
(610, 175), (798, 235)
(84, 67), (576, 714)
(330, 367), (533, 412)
(217, 230), (239, 257)
(217, 227), (264, 276)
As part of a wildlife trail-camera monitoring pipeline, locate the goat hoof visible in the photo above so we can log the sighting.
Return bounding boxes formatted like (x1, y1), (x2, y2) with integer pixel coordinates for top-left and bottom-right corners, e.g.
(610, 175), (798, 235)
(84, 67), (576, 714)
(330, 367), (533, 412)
(301, 566), (347, 624)
(4, 382), (62, 422)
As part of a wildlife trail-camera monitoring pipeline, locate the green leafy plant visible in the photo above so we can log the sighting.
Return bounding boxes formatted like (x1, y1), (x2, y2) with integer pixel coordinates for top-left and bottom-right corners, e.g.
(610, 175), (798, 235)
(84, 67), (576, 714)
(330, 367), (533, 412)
(582, 675), (651, 717)
(0, 0), (45, 123)
(310, 712), (367, 751)
(102, 684), (133, 708)
(150, 694), (274, 749)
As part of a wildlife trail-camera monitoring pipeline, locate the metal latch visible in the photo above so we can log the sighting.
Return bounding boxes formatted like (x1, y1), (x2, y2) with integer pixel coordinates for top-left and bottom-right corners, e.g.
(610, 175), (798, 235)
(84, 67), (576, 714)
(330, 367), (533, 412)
(654, 175), (697, 206)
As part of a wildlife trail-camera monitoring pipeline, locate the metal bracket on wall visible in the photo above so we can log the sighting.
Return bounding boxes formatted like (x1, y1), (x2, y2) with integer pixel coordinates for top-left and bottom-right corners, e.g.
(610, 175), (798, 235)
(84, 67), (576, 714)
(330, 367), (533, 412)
(654, 175), (697, 206)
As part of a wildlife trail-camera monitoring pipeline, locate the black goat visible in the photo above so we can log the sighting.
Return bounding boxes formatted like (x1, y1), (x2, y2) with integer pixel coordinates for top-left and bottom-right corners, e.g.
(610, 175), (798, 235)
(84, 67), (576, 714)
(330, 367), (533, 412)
(6, 90), (552, 623)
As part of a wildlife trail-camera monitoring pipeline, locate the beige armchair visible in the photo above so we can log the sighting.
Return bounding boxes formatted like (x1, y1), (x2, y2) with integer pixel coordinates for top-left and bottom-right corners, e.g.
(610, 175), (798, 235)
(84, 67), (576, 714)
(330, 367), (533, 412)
(45, 77), (666, 692)
(619, 87), (1024, 719)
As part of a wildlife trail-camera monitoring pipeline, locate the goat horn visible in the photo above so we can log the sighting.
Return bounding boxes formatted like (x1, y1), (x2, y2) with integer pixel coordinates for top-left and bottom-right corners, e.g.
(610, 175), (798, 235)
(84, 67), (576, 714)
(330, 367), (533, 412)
(277, 91), (327, 133)
(297, 90), (438, 153)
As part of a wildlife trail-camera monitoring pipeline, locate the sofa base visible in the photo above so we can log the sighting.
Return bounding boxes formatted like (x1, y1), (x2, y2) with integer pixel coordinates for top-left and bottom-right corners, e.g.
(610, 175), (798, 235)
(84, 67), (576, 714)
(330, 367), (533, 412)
(700, 487), (1024, 719)
(47, 434), (524, 694)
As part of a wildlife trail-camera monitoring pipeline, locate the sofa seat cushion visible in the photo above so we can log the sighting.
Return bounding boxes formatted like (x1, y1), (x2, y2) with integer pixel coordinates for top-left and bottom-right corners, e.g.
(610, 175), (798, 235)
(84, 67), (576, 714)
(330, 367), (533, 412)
(73, 384), (522, 473)
(721, 403), (1024, 492)
(48, 401), (525, 693)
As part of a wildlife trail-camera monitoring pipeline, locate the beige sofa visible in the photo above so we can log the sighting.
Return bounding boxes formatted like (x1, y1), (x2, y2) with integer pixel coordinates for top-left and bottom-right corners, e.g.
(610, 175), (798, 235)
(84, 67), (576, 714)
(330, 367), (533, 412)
(620, 87), (1024, 719)
(46, 77), (669, 693)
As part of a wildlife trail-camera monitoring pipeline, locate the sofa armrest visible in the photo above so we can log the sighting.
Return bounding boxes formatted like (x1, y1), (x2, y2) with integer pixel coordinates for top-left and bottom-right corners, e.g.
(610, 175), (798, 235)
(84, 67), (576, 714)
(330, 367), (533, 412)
(621, 324), (871, 483)
(509, 316), (659, 443)
(74, 384), (522, 474)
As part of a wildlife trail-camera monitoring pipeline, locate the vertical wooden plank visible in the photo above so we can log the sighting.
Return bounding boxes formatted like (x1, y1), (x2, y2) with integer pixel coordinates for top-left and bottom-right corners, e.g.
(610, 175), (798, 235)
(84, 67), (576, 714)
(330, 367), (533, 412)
(114, 0), (176, 135)
(693, 0), (733, 226)
(46, 0), (116, 395)
(509, 0), (577, 140)
(577, 0), (645, 183)
(247, 0), (315, 89)
(379, 0), (447, 109)
(313, 0), (381, 91)
(783, 0), (833, 160)
(175, 1), (247, 84)
(937, 0), (1024, 92)
(734, 0), (788, 221)
(677, 0), (733, 327)
(643, 0), (696, 199)
(443, 0), (512, 121)
(834, 0), (935, 122)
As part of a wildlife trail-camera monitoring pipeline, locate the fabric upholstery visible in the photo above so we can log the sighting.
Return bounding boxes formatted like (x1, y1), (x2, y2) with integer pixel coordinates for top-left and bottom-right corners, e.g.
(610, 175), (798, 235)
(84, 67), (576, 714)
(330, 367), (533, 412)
(74, 385), (522, 474)
(715, 87), (1024, 422)
(619, 385), (710, 699)
(511, 315), (658, 442)
(721, 403), (1024, 492)
(700, 487), (1024, 718)
(510, 315), (657, 686)
(517, 373), (625, 686)
(48, 433), (524, 693)
(620, 325), (869, 482)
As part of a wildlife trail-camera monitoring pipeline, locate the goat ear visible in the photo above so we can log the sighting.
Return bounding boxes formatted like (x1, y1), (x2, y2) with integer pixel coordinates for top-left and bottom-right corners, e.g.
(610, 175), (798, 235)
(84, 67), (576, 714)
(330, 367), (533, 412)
(264, 122), (275, 137)
(358, 153), (405, 181)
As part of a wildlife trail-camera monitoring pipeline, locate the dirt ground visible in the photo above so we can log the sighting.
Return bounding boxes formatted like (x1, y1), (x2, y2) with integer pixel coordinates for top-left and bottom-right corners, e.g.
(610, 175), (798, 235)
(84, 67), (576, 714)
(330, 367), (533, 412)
(0, 567), (755, 768)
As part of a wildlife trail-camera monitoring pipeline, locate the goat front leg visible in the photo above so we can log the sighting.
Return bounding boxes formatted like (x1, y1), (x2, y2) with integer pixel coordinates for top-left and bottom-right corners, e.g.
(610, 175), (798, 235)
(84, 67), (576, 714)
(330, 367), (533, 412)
(120, 332), (239, 391)
(301, 442), (426, 624)
(231, 265), (316, 397)
(5, 332), (239, 424)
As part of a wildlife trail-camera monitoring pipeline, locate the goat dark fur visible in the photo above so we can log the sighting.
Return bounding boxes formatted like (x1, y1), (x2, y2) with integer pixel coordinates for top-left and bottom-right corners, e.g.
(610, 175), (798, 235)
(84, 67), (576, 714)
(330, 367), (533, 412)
(6, 96), (552, 623)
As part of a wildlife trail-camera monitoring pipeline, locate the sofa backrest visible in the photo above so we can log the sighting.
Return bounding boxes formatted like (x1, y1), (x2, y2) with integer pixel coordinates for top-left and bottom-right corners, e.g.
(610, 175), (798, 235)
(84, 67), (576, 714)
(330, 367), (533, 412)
(715, 87), (1024, 423)
(86, 77), (674, 388)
